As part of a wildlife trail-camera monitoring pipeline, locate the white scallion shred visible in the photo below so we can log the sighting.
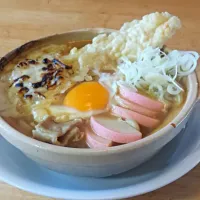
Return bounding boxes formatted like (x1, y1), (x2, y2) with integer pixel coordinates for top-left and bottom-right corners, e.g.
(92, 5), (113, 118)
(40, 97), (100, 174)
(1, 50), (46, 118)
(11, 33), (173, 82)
(118, 47), (199, 104)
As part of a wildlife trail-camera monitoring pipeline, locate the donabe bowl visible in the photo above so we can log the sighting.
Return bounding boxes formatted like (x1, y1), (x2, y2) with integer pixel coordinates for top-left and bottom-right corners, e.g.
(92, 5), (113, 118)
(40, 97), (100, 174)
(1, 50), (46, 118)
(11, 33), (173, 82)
(0, 29), (198, 177)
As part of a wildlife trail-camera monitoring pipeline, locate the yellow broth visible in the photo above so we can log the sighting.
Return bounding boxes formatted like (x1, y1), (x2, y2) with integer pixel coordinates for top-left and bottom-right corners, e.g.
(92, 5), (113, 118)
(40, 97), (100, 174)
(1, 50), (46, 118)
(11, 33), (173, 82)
(1, 40), (186, 148)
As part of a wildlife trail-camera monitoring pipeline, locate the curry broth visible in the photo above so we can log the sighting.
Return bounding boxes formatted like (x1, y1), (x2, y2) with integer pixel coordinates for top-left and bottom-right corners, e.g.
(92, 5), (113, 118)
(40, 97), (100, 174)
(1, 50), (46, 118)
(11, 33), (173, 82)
(2, 40), (187, 148)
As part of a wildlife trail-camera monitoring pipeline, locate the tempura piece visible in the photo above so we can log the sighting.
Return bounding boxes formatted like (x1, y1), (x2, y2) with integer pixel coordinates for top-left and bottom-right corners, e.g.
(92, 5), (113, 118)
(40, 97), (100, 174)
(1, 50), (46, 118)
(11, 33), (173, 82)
(63, 12), (181, 71)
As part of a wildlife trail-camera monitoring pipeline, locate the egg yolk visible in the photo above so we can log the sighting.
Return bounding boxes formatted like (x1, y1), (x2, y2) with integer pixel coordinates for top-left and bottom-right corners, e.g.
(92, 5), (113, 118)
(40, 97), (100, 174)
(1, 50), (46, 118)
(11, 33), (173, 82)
(63, 82), (109, 111)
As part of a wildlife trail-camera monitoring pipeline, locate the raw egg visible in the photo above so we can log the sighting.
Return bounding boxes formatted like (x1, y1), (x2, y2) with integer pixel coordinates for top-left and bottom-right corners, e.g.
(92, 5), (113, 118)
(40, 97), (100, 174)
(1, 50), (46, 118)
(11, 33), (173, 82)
(63, 82), (109, 111)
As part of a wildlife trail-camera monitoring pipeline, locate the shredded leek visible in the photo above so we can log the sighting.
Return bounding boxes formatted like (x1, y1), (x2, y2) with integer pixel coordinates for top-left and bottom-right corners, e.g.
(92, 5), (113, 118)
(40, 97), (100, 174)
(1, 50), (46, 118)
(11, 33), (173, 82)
(118, 47), (199, 104)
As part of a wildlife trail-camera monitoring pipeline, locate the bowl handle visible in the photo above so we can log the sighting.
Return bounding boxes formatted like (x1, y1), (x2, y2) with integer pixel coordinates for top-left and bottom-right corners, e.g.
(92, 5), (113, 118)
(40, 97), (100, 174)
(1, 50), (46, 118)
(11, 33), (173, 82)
(196, 59), (200, 100)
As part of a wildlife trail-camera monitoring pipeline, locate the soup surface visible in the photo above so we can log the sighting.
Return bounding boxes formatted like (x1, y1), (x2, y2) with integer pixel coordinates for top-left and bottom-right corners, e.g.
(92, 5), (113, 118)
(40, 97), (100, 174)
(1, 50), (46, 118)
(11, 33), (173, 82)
(1, 41), (186, 148)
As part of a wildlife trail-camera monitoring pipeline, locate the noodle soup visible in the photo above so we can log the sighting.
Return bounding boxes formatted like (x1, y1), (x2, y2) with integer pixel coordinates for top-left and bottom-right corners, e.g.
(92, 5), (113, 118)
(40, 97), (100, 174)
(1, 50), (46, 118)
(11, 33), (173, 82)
(0, 12), (198, 149)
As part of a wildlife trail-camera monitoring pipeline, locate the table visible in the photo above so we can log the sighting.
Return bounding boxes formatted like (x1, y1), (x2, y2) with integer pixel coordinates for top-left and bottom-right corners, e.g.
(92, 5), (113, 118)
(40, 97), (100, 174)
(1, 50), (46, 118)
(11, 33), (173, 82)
(0, 0), (200, 199)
